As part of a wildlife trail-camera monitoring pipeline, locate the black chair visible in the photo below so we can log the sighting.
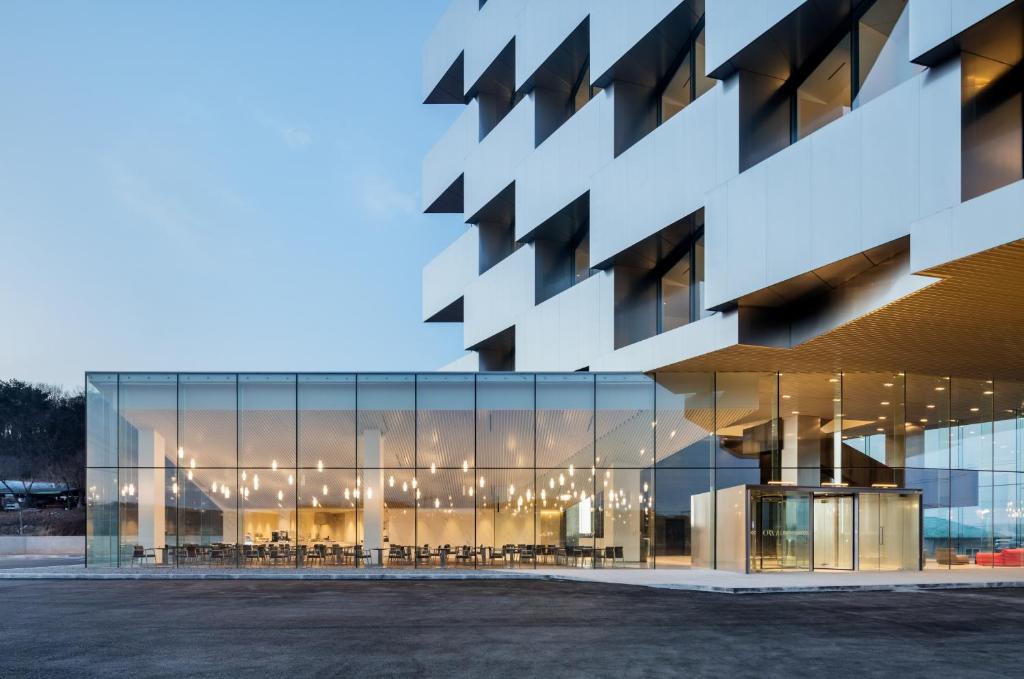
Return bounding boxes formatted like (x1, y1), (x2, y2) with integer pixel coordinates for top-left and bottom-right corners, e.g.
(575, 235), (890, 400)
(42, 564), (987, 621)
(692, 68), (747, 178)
(130, 545), (155, 567)
(353, 545), (373, 567)
(388, 545), (408, 566)
(455, 545), (472, 566)
(416, 544), (433, 567)
(306, 544), (326, 567)
(488, 546), (505, 567)
(519, 545), (536, 567)
(613, 545), (624, 566)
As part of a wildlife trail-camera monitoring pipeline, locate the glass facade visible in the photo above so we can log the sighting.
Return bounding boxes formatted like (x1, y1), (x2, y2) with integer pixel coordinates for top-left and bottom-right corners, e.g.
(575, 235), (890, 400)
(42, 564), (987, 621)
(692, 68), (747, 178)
(87, 372), (1024, 572)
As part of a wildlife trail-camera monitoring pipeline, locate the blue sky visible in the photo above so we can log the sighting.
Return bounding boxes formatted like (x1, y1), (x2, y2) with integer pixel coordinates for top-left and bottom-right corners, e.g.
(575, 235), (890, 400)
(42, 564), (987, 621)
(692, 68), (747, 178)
(0, 0), (464, 389)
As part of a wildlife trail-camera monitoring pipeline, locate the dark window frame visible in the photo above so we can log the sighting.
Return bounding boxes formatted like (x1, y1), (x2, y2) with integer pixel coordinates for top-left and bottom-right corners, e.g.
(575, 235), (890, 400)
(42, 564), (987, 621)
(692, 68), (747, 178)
(654, 224), (705, 334)
(655, 15), (707, 126)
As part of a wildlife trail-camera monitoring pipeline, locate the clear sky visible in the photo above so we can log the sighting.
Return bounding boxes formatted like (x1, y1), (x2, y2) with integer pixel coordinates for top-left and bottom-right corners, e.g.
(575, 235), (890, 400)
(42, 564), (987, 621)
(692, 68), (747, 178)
(0, 0), (466, 390)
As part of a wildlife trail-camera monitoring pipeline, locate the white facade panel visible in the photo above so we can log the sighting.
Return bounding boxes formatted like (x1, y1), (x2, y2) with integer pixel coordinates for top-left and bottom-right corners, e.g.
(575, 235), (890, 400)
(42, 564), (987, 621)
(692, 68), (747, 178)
(422, 0), (474, 101)
(515, 0), (591, 90)
(422, 99), (477, 212)
(464, 0), (526, 94)
(462, 245), (535, 348)
(704, 0), (806, 76)
(422, 227), (479, 322)
(515, 272), (611, 371)
(909, 0), (1013, 62)
(515, 91), (613, 241)
(589, 0), (685, 80)
(590, 83), (734, 266)
(463, 95), (534, 221)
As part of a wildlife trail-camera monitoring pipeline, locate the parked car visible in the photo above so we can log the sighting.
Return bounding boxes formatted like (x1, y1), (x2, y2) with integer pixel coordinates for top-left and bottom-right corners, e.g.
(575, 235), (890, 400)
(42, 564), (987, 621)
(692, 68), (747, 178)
(2, 495), (20, 511)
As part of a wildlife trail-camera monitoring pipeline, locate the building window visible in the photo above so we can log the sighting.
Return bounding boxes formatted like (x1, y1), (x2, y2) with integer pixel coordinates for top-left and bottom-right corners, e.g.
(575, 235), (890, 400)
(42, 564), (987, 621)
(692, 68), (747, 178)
(614, 212), (708, 349)
(793, 0), (907, 141)
(535, 217), (592, 305)
(657, 23), (713, 125)
(657, 231), (706, 333)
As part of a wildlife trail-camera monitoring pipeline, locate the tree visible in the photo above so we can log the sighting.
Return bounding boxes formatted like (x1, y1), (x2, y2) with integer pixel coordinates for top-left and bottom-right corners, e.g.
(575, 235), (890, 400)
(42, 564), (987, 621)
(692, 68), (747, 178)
(0, 380), (85, 534)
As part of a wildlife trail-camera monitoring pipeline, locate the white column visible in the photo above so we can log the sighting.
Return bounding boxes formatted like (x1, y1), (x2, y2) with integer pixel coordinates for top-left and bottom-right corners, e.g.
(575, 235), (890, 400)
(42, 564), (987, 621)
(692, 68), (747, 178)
(781, 415), (822, 486)
(361, 430), (385, 549)
(137, 429), (166, 561)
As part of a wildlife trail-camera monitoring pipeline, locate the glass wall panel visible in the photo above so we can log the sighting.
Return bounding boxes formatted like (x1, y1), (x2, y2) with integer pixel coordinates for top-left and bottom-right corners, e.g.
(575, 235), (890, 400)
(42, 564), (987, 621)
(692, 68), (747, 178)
(382, 469), (416, 565)
(117, 466), (176, 566)
(477, 468), (534, 568)
(537, 374), (591, 471)
(656, 373), (713, 467)
(239, 464), (295, 567)
(477, 374), (534, 468)
(840, 373), (905, 486)
(177, 467), (237, 565)
(952, 378), (994, 471)
(416, 469), (475, 567)
(417, 374), (474, 471)
(179, 374), (237, 469)
(748, 489), (810, 572)
(654, 467), (711, 568)
(297, 375), (355, 468)
(86, 467), (118, 566)
(905, 375), (951, 469)
(950, 469), (993, 565)
(597, 374), (654, 469)
(993, 381), (1023, 472)
(715, 373), (777, 471)
(357, 375), (415, 468)
(777, 373), (841, 485)
(597, 467), (653, 567)
(118, 374), (177, 467)
(86, 373), (118, 467)
(239, 374), (296, 469)
(296, 468), (357, 567)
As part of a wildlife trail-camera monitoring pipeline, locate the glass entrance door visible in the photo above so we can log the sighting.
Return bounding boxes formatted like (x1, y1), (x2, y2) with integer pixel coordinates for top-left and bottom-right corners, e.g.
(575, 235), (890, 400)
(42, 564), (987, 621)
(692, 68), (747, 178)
(858, 493), (921, 570)
(749, 491), (810, 572)
(813, 494), (854, 570)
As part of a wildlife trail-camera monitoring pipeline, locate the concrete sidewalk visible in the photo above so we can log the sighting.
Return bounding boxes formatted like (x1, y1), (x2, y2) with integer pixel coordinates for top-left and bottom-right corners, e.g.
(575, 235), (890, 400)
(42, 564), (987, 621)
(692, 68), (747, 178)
(2, 562), (1023, 593)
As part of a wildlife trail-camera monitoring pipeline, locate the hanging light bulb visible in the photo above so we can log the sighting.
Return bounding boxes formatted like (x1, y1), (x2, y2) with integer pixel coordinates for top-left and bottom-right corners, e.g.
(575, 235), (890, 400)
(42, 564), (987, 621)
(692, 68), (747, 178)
(253, 474), (260, 490)
(317, 460), (323, 472)
(244, 487), (249, 499)
(322, 485), (328, 496)
(190, 458), (196, 469)
(366, 487), (373, 500)
(212, 482), (218, 493)
(509, 484), (515, 496)
(549, 478), (555, 489)
(288, 474), (294, 485)
(312, 497), (318, 508)
(434, 497), (440, 509)
(402, 481), (408, 492)
(479, 476), (485, 488)
(241, 470), (247, 481)
(277, 490), (283, 501)
(468, 488), (474, 497)
(177, 446), (184, 459)
(223, 486), (230, 499)
(388, 475), (395, 488)
(271, 460), (278, 471)
(187, 469), (193, 481)
(128, 483), (135, 497)
(540, 489), (546, 501)
(568, 464), (575, 477)
(559, 474), (565, 486)
(412, 478), (418, 489)
(526, 489), (532, 501)
(171, 482), (178, 495)
(344, 487), (351, 500)
(462, 460), (469, 472)
(430, 462), (436, 474)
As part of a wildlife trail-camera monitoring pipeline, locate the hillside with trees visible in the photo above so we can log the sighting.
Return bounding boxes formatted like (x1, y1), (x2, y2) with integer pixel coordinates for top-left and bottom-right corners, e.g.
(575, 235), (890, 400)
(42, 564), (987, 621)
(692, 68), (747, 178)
(0, 379), (85, 535)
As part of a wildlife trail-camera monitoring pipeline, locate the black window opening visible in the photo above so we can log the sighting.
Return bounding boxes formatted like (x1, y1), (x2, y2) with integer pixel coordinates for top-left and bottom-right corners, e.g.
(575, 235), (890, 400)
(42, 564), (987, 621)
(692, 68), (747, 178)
(535, 221), (593, 306)
(569, 57), (601, 116)
(656, 227), (706, 334)
(613, 213), (708, 350)
(790, 0), (907, 142)
(656, 17), (712, 126)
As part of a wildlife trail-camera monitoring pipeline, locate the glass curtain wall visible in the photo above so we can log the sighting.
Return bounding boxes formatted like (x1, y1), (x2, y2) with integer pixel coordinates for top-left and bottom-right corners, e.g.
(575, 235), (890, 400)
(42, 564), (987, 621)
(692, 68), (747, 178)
(87, 371), (1024, 571)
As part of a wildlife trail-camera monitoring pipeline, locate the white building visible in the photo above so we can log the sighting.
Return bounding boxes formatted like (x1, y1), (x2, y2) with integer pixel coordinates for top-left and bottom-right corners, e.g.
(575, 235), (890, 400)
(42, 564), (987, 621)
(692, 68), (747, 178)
(421, 0), (1024, 380)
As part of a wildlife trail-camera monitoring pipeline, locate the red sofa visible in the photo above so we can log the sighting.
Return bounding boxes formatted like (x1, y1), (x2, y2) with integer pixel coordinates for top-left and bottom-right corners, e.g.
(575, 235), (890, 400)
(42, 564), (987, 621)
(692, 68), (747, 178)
(975, 548), (1024, 567)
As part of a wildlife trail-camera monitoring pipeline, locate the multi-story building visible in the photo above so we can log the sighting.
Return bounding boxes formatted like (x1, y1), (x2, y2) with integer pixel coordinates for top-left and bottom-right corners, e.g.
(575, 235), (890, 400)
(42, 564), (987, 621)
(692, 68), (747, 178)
(82, 0), (1024, 575)
(417, 0), (1024, 570)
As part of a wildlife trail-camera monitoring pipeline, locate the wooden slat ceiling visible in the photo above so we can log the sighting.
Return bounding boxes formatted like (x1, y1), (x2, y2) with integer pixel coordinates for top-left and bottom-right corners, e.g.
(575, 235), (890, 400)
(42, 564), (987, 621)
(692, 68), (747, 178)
(665, 240), (1024, 380)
